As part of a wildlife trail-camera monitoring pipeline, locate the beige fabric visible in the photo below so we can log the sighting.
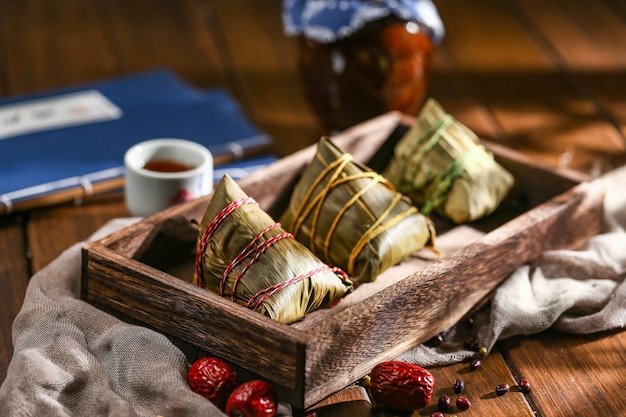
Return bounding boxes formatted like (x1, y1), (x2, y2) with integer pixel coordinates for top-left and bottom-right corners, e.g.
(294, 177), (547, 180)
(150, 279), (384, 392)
(0, 219), (231, 416)
(0, 219), (289, 416)
(398, 167), (626, 366)
(1, 167), (625, 415)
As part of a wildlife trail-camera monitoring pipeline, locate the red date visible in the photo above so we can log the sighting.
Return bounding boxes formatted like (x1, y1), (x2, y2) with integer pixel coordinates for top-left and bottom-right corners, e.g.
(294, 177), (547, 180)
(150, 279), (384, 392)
(187, 356), (238, 408)
(226, 380), (277, 417)
(369, 360), (435, 411)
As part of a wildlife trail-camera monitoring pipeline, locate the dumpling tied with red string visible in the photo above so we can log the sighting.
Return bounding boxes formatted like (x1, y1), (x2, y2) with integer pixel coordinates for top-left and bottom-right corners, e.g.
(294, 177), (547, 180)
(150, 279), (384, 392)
(193, 174), (353, 324)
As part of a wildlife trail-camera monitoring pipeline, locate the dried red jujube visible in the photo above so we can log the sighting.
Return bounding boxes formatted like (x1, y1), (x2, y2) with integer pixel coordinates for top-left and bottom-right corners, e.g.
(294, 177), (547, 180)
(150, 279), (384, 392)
(187, 356), (238, 408)
(225, 380), (277, 417)
(369, 360), (435, 411)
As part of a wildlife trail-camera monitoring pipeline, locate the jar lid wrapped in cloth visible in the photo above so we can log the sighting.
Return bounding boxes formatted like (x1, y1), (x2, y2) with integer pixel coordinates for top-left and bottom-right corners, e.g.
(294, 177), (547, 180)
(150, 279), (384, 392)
(283, 0), (445, 132)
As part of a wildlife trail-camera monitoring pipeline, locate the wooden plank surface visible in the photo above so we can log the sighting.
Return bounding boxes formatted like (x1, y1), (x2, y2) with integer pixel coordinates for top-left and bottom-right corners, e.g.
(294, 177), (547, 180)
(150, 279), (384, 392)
(0, 216), (30, 383)
(501, 329), (626, 417)
(433, 0), (626, 173)
(208, 0), (322, 156)
(1, 0), (625, 415)
(512, 0), (626, 172)
(26, 197), (128, 272)
(99, 0), (228, 87)
(0, 0), (118, 93)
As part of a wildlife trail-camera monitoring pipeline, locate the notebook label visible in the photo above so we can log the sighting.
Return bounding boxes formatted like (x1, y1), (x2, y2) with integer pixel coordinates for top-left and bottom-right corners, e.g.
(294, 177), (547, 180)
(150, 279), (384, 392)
(0, 90), (122, 140)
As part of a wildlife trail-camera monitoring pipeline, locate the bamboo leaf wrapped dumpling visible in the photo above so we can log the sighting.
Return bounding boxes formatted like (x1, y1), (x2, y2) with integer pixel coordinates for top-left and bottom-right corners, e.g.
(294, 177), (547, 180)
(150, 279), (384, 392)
(279, 138), (436, 287)
(383, 98), (514, 224)
(193, 174), (353, 324)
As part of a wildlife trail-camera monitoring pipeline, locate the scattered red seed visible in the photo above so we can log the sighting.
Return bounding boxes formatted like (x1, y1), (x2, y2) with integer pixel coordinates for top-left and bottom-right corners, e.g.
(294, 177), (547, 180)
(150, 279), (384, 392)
(469, 358), (481, 371)
(456, 396), (471, 411)
(463, 336), (477, 350)
(519, 379), (531, 393)
(431, 412), (445, 417)
(453, 378), (465, 394)
(429, 333), (444, 347)
(437, 394), (451, 411)
(495, 383), (510, 396)
(464, 336), (481, 351)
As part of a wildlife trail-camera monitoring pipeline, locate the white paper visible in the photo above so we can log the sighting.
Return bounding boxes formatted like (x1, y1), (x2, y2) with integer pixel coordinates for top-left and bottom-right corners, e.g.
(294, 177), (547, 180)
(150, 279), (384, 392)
(0, 90), (122, 140)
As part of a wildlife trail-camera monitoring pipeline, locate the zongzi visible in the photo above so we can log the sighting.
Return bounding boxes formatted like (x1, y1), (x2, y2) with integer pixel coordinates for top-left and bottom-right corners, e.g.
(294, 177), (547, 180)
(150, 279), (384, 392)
(279, 138), (436, 287)
(383, 98), (514, 224)
(194, 174), (353, 324)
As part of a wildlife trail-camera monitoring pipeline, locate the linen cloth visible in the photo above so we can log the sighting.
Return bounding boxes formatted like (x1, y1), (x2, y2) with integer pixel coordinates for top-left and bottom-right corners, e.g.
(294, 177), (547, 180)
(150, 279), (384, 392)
(1, 167), (625, 416)
(398, 167), (626, 365)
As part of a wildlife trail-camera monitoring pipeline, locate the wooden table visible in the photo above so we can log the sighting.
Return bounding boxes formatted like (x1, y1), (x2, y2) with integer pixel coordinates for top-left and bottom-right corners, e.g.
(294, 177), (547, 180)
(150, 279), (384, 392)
(1, 1), (625, 416)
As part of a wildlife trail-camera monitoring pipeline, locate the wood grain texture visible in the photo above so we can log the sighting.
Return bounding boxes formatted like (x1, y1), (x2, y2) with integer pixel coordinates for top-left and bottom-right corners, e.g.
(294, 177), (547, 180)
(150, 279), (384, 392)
(100, 0), (227, 87)
(27, 195), (128, 272)
(0, 216), (30, 383)
(82, 243), (309, 404)
(501, 329), (626, 417)
(372, 354), (537, 416)
(433, 0), (626, 173)
(308, 386), (371, 417)
(207, 0), (322, 156)
(0, 0), (117, 93)
(513, 0), (626, 164)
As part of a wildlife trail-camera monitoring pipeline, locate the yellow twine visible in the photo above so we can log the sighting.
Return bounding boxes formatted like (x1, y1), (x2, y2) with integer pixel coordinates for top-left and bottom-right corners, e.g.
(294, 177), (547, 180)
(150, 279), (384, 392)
(401, 115), (455, 193)
(421, 144), (487, 215)
(322, 172), (385, 261)
(290, 153), (352, 255)
(349, 195), (419, 275)
(289, 150), (419, 277)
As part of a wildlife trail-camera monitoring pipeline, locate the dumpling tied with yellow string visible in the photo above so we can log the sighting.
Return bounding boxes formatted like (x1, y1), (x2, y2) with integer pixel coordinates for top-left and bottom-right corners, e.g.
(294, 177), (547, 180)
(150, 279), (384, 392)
(193, 174), (353, 324)
(383, 98), (514, 224)
(279, 138), (436, 287)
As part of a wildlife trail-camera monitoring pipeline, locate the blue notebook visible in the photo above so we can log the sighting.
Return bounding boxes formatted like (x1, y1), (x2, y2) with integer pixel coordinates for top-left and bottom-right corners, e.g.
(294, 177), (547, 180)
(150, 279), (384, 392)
(0, 69), (275, 213)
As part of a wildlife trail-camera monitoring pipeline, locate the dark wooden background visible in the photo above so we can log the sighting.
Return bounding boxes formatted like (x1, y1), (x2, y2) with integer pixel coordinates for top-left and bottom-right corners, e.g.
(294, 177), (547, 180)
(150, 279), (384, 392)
(1, 0), (626, 416)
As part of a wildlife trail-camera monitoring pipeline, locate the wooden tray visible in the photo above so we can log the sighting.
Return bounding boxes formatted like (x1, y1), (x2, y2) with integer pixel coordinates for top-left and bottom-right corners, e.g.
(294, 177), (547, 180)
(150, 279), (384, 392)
(81, 112), (605, 410)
